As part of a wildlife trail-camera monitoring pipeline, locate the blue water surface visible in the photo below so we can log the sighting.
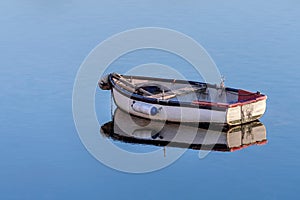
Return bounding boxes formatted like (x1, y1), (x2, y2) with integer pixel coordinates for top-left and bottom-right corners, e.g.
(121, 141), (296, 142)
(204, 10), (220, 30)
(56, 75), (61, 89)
(1, 0), (300, 199)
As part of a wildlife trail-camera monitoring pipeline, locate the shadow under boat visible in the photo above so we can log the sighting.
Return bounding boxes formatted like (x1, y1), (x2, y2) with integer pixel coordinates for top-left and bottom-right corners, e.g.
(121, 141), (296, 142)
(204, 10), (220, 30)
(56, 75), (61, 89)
(100, 109), (267, 152)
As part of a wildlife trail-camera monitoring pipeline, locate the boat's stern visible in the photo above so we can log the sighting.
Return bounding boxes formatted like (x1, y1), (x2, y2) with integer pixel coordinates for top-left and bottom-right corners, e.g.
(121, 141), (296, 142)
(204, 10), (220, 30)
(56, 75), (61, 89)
(226, 95), (267, 125)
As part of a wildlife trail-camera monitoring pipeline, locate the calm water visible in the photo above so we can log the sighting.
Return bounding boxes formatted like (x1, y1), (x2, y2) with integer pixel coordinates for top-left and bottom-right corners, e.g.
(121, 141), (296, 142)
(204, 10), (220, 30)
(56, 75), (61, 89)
(1, 0), (300, 199)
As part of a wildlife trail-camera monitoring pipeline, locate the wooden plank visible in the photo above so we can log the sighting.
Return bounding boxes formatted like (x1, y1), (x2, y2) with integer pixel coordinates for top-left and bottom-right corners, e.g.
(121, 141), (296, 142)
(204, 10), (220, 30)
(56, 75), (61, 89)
(148, 86), (202, 100)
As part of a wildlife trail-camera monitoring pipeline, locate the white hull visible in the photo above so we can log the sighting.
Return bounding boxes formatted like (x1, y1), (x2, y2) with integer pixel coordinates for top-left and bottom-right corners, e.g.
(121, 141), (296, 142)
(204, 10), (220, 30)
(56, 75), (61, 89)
(112, 88), (266, 125)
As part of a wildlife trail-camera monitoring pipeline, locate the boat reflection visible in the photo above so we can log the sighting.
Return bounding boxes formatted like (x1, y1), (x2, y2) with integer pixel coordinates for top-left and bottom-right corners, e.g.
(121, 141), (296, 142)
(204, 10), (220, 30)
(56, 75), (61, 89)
(100, 109), (267, 152)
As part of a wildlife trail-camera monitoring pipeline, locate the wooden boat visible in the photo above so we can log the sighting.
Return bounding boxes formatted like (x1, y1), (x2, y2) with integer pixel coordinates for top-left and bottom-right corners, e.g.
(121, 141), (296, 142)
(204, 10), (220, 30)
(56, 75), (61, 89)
(99, 73), (267, 125)
(100, 109), (267, 152)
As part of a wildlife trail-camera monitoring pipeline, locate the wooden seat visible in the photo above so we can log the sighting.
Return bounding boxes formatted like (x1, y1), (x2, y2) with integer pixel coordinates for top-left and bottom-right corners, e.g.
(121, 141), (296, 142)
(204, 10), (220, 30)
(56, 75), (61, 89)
(148, 86), (205, 100)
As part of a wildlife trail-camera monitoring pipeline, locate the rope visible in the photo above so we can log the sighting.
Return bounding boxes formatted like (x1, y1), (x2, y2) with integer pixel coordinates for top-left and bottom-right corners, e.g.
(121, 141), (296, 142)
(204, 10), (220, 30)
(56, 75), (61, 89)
(240, 106), (245, 123)
(110, 89), (114, 119)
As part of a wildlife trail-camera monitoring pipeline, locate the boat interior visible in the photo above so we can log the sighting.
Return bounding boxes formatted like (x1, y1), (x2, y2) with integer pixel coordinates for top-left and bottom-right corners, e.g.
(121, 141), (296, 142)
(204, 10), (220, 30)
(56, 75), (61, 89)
(111, 74), (263, 105)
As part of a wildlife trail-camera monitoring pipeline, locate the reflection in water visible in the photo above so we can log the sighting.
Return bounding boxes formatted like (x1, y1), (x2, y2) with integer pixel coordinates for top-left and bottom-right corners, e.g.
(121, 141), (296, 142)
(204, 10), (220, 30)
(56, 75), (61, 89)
(101, 109), (267, 152)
